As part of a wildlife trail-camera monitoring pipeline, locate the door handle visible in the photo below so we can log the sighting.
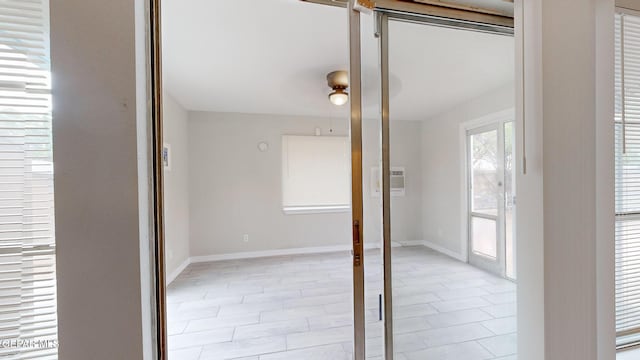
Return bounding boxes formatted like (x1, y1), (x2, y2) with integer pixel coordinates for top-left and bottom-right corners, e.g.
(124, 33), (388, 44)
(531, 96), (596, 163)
(353, 220), (362, 267)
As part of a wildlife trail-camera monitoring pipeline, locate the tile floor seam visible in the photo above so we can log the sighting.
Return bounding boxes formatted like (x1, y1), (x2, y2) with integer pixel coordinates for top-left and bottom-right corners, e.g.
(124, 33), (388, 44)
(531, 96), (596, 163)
(168, 247), (517, 360)
(479, 322), (499, 336)
(477, 306), (498, 319)
(475, 337), (499, 358)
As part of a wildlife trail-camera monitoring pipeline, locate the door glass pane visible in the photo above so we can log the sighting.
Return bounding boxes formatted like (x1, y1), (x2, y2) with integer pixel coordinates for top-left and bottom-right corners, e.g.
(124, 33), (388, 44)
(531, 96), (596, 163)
(379, 15), (518, 360)
(471, 216), (498, 258)
(470, 130), (499, 216)
(504, 122), (516, 279)
(162, 3), (358, 359)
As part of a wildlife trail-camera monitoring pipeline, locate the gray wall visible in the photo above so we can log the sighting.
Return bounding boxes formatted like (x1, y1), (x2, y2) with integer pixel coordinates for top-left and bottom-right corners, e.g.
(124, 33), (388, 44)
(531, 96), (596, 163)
(51, 0), (148, 358)
(362, 119), (422, 249)
(185, 111), (423, 257)
(163, 93), (190, 278)
(374, 120), (424, 245)
(420, 84), (514, 257)
(188, 112), (350, 256)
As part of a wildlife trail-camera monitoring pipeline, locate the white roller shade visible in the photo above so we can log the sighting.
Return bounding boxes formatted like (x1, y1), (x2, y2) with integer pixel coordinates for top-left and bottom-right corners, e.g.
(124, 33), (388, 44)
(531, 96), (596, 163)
(0, 0), (57, 358)
(282, 135), (350, 212)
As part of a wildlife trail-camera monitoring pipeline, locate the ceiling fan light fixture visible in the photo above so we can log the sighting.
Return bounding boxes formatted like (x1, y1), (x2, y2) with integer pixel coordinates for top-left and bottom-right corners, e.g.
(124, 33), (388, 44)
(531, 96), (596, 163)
(329, 88), (349, 106)
(327, 70), (349, 106)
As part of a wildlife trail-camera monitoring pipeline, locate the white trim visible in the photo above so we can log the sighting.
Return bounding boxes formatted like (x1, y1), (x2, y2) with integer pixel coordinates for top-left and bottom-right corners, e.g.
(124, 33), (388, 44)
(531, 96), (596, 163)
(459, 123), (469, 263)
(282, 205), (350, 215)
(189, 243), (382, 264)
(168, 242), (467, 284)
(461, 108), (515, 131)
(166, 257), (190, 285)
(422, 240), (467, 262)
(459, 108), (516, 265)
(190, 246), (349, 263)
(366, 242), (384, 250)
(396, 240), (424, 247)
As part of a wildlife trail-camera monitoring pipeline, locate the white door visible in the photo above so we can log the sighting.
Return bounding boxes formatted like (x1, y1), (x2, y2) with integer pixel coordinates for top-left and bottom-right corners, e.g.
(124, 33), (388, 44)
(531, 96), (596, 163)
(467, 123), (505, 275)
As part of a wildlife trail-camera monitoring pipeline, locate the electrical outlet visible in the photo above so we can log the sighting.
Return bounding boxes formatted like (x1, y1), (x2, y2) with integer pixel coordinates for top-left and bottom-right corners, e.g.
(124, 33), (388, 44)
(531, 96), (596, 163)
(167, 250), (174, 260)
(243, 234), (249, 242)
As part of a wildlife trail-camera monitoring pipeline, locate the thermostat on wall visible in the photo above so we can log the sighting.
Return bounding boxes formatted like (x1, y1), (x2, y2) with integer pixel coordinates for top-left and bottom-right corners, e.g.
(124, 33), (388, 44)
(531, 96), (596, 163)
(257, 141), (269, 152)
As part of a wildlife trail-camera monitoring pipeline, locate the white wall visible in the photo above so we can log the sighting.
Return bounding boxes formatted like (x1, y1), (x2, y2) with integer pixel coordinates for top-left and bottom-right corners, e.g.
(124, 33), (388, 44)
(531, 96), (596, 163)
(51, 0), (147, 358)
(186, 111), (423, 257)
(540, 0), (614, 358)
(188, 112), (350, 256)
(420, 84), (514, 257)
(513, 2), (545, 358)
(513, 0), (616, 359)
(363, 117), (424, 248)
(163, 93), (190, 279)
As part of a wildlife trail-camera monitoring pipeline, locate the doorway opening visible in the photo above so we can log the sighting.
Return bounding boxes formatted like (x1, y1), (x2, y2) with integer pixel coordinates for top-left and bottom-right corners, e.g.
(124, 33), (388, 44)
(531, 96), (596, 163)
(157, 1), (517, 359)
(161, 2), (358, 359)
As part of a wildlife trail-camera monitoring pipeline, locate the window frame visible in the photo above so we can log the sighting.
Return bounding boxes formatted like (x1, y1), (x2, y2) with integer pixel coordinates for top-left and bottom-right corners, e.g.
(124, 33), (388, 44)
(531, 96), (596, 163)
(281, 134), (352, 215)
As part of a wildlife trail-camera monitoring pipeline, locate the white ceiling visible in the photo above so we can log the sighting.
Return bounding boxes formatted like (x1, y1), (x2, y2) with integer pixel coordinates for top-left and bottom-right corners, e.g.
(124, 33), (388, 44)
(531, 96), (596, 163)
(162, 0), (514, 121)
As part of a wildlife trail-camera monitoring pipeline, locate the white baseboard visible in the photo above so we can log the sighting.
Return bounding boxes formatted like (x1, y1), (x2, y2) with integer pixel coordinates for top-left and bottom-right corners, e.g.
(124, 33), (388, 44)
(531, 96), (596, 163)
(421, 240), (466, 262)
(168, 241), (467, 284)
(166, 257), (191, 285)
(190, 244), (358, 264)
(361, 241), (402, 249)
(396, 240), (424, 247)
(170, 243), (382, 282)
(188, 241), (466, 266)
(364, 242), (387, 250)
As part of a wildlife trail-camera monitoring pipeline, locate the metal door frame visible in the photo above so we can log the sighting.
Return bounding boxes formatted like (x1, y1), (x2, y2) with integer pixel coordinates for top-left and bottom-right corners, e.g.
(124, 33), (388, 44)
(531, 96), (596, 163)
(148, 1), (516, 359)
(375, 11), (394, 360)
(369, 6), (515, 359)
(347, 2), (366, 360)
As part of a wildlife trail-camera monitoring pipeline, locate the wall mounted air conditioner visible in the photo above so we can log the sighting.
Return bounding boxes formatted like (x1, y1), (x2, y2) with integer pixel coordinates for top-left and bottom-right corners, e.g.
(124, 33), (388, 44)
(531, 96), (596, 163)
(371, 166), (405, 197)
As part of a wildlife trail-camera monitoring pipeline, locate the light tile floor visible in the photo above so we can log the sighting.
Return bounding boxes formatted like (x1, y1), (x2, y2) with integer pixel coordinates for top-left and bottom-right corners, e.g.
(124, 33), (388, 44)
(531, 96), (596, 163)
(167, 246), (517, 360)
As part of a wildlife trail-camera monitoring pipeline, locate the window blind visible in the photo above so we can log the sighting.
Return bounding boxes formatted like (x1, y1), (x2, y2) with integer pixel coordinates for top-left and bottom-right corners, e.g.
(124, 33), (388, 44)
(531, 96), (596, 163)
(281, 135), (350, 213)
(616, 11), (640, 347)
(0, 0), (57, 358)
